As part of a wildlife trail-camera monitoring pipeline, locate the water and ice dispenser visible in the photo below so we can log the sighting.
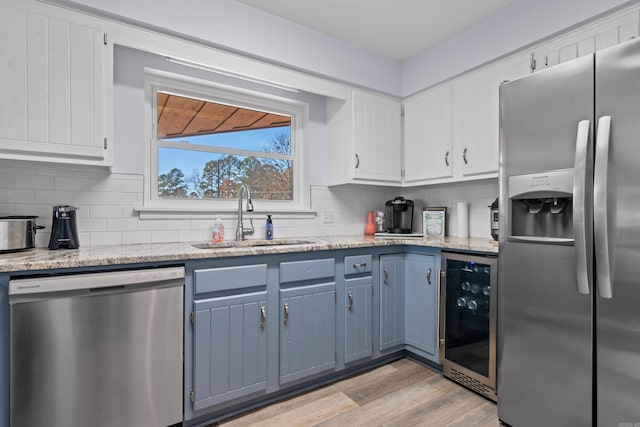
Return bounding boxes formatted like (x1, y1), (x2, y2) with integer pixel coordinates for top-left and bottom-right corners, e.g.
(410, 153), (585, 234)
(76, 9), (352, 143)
(508, 169), (574, 242)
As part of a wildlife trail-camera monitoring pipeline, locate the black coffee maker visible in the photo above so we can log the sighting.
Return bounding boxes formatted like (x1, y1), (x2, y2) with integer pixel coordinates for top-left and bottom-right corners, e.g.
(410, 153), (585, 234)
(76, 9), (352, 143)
(385, 197), (414, 233)
(48, 205), (80, 249)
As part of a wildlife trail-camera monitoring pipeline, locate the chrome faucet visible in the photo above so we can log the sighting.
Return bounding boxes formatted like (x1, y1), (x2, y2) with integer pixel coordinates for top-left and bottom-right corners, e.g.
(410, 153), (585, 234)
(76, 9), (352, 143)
(236, 184), (254, 240)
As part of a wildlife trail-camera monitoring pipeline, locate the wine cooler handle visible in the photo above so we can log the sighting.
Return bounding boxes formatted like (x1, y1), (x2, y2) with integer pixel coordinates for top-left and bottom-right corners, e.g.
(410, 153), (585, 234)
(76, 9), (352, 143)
(594, 116), (613, 299)
(573, 119), (591, 295)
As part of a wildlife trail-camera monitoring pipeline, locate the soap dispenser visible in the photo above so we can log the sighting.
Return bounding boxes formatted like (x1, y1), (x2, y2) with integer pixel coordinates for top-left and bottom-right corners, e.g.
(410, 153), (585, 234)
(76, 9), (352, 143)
(266, 215), (273, 240)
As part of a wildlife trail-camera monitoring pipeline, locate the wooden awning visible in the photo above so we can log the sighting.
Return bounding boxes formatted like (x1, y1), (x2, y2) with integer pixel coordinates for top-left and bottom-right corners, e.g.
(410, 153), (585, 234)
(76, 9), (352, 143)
(157, 93), (291, 139)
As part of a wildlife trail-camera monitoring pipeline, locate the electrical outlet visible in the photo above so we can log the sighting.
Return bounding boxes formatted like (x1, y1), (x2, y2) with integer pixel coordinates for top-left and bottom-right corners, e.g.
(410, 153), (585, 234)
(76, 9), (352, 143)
(322, 209), (335, 224)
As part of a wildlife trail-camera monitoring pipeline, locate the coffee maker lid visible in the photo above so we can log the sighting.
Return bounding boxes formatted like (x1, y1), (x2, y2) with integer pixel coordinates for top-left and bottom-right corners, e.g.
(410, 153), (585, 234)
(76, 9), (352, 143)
(54, 205), (78, 213)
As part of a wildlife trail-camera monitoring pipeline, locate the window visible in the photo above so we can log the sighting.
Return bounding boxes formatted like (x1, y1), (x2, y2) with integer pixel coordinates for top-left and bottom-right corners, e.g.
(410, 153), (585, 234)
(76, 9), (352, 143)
(144, 71), (307, 212)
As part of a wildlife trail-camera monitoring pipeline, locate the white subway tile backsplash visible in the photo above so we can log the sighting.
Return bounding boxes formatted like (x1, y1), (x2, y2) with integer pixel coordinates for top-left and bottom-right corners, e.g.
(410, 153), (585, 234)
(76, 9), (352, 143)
(105, 192), (138, 206)
(91, 205), (123, 219)
(0, 189), (35, 204)
(121, 179), (143, 193)
(121, 231), (152, 244)
(151, 230), (180, 243)
(0, 173), (14, 188)
(106, 218), (139, 232)
(16, 175), (54, 190)
(90, 178), (123, 193)
(54, 177), (91, 192)
(90, 231), (123, 246)
(72, 191), (106, 205)
(78, 218), (107, 232)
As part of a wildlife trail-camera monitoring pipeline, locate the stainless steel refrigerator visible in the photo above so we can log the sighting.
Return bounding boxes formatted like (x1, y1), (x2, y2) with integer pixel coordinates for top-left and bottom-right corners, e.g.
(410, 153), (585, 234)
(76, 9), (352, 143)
(498, 37), (640, 426)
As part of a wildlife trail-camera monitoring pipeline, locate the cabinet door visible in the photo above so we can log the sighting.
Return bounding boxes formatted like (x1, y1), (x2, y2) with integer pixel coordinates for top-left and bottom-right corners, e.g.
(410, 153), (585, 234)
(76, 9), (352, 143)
(453, 53), (530, 177)
(193, 292), (268, 411)
(280, 283), (336, 384)
(380, 255), (404, 350)
(0, 0), (108, 165)
(404, 83), (453, 183)
(345, 277), (373, 363)
(404, 253), (438, 361)
(352, 90), (402, 183)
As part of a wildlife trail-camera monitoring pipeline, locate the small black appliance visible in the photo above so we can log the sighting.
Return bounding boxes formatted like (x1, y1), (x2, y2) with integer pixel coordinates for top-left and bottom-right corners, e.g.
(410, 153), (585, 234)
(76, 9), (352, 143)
(385, 197), (414, 233)
(48, 205), (80, 249)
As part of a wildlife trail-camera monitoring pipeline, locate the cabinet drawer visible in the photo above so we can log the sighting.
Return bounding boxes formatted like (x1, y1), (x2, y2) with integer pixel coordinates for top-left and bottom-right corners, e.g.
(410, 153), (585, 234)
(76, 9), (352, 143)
(280, 259), (335, 284)
(194, 264), (267, 294)
(344, 255), (372, 275)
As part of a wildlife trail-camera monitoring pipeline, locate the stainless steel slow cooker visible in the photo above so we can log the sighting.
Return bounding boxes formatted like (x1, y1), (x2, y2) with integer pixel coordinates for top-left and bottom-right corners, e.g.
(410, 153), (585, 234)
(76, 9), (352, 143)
(0, 215), (44, 252)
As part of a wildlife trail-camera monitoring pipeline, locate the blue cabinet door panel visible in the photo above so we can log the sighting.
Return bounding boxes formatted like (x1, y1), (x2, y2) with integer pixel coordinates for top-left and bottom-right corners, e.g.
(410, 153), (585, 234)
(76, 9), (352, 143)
(380, 255), (405, 350)
(405, 254), (438, 359)
(280, 283), (336, 384)
(193, 292), (267, 411)
(345, 277), (373, 363)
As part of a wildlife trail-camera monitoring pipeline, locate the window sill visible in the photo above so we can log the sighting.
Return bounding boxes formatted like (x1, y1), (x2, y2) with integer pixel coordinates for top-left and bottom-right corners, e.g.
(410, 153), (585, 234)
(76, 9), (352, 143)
(134, 206), (317, 220)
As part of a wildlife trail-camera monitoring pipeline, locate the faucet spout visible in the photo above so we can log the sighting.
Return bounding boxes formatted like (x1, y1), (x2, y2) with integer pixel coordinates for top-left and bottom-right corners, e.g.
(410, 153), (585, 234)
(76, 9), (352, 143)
(236, 184), (255, 241)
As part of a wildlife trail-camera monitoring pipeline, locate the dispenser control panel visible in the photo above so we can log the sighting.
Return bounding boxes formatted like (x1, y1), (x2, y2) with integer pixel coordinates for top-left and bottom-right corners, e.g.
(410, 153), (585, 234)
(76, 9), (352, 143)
(508, 168), (574, 199)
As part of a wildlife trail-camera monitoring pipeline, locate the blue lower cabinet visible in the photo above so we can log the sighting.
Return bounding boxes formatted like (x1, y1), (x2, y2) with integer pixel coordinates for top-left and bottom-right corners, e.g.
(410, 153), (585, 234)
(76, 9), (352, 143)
(192, 292), (268, 411)
(280, 283), (336, 384)
(380, 255), (405, 351)
(345, 277), (373, 363)
(404, 253), (438, 361)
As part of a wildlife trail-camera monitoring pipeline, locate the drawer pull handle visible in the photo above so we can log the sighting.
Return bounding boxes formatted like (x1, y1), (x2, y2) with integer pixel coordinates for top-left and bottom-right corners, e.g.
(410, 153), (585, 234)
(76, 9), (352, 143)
(260, 306), (266, 329)
(283, 303), (289, 324)
(427, 268), (432, 285)
(353, 262), (367, 269)
(383, 267), (389, 284)
(347, 291), (353, 310)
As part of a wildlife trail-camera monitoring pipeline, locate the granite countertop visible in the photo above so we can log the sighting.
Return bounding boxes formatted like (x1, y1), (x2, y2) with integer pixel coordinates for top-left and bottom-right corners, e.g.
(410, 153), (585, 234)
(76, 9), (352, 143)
(0, 235), (498, 273)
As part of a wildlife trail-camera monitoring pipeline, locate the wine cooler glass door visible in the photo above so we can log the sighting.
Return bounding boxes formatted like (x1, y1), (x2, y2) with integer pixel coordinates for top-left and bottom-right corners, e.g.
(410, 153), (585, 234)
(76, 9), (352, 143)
(441, 252), (497, 398)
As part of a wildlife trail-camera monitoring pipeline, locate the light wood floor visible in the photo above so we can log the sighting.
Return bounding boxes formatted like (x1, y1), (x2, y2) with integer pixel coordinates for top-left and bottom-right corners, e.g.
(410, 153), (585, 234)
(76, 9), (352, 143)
(215, 358), (499, 427)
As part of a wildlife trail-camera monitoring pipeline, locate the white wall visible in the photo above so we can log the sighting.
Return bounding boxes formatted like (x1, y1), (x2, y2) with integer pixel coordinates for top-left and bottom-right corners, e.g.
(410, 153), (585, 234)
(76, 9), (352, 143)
(51, 0), (636, 97)
(52, 0), (402, 96)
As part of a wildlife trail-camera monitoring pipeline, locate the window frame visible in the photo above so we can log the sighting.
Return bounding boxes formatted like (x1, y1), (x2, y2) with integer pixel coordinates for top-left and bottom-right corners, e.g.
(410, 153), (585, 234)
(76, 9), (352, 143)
(143, 69), (308, 213)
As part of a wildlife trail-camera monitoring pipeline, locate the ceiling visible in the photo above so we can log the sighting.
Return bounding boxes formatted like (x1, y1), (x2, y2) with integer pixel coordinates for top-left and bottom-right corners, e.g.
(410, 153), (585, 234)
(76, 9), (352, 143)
(237, 0), (513, 61)
(157, 93), (290, 139)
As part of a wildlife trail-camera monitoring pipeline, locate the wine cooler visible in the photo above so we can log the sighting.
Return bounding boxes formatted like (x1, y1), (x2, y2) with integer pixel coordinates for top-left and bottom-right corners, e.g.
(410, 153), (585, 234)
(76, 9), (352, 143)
(439, 252), (497, 401)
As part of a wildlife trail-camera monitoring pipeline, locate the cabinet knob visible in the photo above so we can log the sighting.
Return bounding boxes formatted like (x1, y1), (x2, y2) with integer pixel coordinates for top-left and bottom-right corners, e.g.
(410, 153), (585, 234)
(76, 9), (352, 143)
(260, 306), (266, 329)
(383, 267), (389, 284)
(463, 148), (468, 164)
(283, 303), (289, 324)
(444, 151), (450, 167)
(427, 267), (432, 285)
(347, 291), (353, 310)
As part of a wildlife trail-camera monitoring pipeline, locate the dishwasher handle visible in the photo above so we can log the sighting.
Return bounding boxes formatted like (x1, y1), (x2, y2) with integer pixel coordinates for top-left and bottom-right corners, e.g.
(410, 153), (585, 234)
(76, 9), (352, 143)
(9, 266), (185, 296)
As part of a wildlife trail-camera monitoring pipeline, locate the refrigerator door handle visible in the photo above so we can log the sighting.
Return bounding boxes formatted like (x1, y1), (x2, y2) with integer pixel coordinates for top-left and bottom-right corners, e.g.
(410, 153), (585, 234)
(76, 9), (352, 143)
(573, 119), (591, 295)
(594, 115), (613, 299)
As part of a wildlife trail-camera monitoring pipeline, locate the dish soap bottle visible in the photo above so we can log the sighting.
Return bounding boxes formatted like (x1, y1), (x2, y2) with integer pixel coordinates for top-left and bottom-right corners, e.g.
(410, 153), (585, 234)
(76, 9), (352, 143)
(266, 215), (273, 240)
(213, 218), (224, 242)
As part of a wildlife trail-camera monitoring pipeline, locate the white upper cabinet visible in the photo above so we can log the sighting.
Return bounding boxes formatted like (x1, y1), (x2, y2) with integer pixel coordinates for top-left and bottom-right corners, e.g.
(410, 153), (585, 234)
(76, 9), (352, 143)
(327, 89), (402, 186)
(403, 53), (529, 186)
(403, 83), (453, 184)
(453, 53), (531, 178)
(0, 0), (111, 166)
(531, 10), (639, 71)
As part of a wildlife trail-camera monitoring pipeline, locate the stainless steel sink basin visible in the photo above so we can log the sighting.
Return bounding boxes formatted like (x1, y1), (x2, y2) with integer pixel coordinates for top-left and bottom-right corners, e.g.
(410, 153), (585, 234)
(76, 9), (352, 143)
(192, 239), (315, 249)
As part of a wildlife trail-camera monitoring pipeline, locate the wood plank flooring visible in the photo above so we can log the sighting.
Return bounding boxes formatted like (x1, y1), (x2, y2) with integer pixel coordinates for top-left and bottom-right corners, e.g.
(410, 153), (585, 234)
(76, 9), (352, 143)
(215, 358), (499, 427)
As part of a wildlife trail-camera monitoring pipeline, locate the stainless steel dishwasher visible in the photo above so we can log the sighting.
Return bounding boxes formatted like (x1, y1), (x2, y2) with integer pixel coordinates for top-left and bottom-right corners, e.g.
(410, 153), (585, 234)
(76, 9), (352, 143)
(9, 267), (185, 427)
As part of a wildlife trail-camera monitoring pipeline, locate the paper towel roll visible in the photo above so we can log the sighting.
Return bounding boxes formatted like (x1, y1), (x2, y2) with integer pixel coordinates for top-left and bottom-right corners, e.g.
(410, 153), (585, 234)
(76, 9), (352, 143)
(457, 202), (469, 238)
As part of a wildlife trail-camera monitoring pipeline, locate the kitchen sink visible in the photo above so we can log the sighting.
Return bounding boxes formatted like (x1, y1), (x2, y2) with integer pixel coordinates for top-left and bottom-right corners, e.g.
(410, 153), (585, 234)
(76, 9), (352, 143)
(192, 239), (315, 249)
